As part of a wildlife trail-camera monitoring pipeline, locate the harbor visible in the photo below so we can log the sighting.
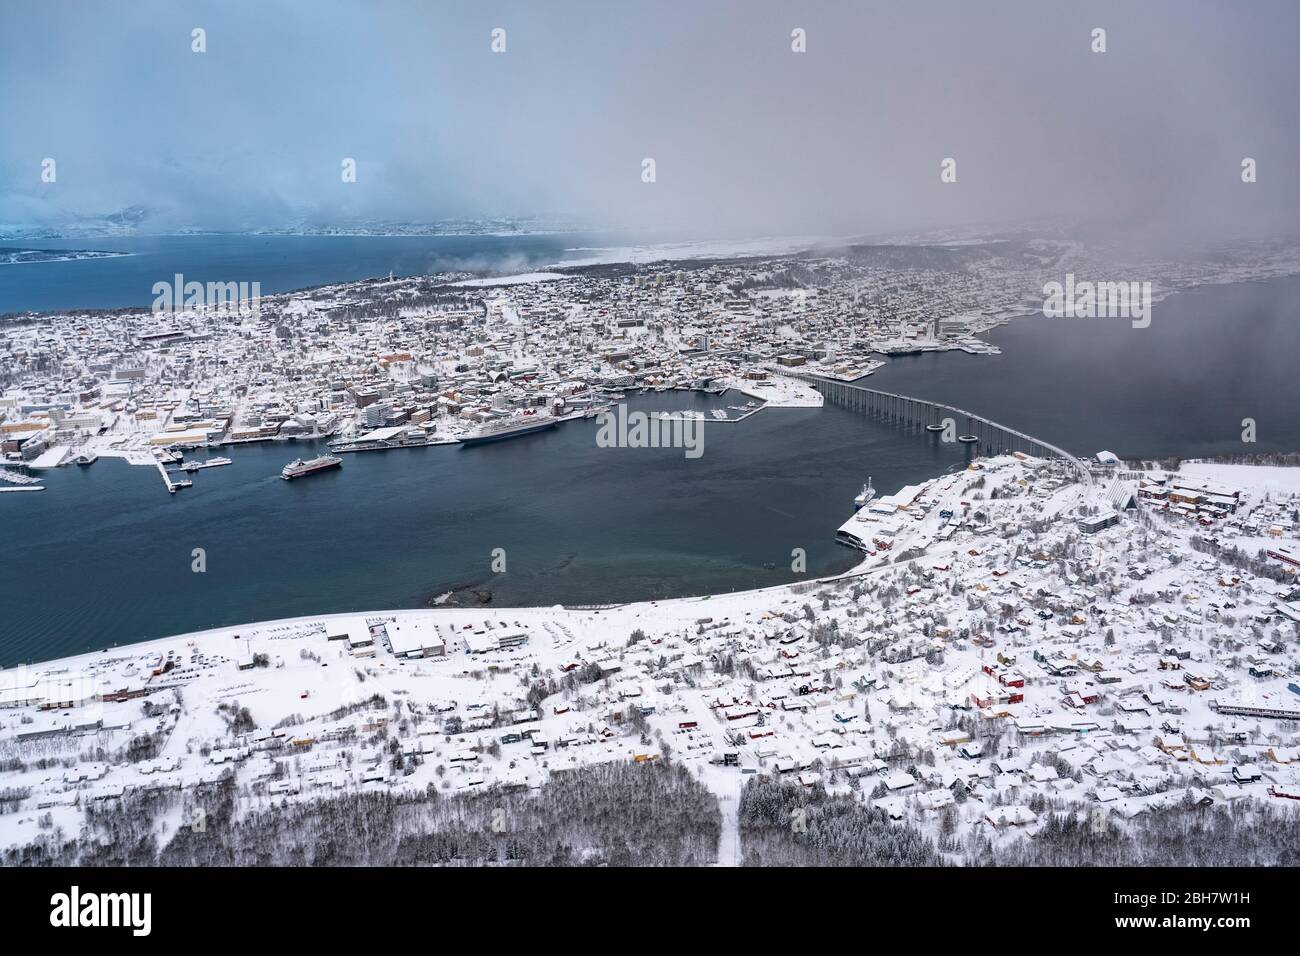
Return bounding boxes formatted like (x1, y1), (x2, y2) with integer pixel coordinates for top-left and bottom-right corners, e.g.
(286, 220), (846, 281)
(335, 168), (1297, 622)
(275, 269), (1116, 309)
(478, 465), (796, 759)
(0, 389), (968, 663)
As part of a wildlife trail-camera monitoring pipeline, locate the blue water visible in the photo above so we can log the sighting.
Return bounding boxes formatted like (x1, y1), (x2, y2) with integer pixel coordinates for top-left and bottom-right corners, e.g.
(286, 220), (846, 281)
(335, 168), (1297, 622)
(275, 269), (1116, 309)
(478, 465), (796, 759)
(869, 275), (1300, 460)
(4, 236), (1299, 665)
(2, 392), (968, 665)
(0, 233), (607, 314)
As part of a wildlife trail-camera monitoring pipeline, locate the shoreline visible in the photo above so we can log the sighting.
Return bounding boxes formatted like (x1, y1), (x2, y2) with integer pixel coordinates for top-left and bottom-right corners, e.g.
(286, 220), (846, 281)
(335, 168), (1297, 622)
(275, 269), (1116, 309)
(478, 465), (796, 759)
(3, 451), (1297, 866)
(0, 451), (989, 672)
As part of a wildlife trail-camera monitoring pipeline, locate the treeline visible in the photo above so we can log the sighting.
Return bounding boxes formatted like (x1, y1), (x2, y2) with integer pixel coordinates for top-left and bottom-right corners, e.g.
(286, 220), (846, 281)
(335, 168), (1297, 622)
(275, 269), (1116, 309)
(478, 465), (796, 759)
(6, 761), (720, 867)
(965, 799), (1300, 867)
(738, 777), (942, 866)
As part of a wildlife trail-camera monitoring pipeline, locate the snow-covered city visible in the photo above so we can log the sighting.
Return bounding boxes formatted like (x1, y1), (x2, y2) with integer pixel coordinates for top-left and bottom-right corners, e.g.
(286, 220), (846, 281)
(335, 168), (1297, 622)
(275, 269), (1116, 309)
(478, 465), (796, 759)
(4, 446), (1300, 866)
(3, 1), (1298, 937)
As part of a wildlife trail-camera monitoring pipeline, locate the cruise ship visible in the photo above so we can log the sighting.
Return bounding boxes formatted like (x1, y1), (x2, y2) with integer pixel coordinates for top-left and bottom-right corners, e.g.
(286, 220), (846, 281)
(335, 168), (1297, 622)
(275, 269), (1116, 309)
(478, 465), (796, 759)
(281, 455), (343, 480)
(460, 413), (558, 447)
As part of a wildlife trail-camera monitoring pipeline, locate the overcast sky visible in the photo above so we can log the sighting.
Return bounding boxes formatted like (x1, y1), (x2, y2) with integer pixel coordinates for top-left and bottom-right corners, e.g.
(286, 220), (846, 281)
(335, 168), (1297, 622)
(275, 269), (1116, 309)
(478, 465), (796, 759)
(2, 0), (1297, 241)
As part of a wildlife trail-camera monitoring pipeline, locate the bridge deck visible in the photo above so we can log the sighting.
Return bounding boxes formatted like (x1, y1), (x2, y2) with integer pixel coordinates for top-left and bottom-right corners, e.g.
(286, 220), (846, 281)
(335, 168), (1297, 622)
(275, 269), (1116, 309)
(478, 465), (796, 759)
(773, 368), (1093, 493)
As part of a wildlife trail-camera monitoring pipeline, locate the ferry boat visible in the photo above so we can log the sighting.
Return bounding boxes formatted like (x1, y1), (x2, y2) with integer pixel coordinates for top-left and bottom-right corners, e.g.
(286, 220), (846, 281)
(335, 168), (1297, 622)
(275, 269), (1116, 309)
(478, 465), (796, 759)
(854, 476), (876, 510)
(180, 456), (233, 472)
(461, 413), (558, 447)
(281, 455), (343, 480)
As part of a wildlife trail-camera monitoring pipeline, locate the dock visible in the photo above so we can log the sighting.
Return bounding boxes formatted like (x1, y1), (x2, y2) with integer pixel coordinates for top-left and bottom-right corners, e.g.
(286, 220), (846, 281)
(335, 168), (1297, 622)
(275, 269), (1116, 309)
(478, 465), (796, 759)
(156, 460), (182, 494)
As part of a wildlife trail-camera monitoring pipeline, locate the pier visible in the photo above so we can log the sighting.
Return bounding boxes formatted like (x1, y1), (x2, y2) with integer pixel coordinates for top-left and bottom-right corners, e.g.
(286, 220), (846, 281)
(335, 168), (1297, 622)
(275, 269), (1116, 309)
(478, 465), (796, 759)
(774, 368), (1093, 493)
(156, 460), (181, 494)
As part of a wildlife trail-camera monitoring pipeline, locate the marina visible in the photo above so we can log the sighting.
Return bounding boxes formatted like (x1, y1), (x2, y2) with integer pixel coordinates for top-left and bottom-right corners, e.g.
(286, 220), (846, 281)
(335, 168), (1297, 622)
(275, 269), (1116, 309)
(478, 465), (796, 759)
(0, 468), (41, 486)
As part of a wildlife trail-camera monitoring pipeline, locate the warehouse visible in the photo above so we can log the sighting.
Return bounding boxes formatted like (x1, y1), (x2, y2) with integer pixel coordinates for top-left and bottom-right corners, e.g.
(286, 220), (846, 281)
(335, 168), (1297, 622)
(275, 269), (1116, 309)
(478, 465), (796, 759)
(386, 620), (447, 658)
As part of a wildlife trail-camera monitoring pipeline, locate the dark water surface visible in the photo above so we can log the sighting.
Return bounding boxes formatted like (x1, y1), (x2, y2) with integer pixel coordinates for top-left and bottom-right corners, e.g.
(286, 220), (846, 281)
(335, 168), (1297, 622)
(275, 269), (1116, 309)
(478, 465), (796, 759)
(869, 276), (1300, 459)
(3, 392), (967, 664)
(4, 237), (1298, 665)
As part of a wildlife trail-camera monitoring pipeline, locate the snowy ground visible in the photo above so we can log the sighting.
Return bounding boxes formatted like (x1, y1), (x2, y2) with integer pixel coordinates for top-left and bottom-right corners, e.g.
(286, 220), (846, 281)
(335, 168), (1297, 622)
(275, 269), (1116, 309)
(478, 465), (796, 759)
(3, 456), (1298, 861)
(721, 373), (823, 408)
(1182, 462), (1300, 497)
(450, 272), (567, 287)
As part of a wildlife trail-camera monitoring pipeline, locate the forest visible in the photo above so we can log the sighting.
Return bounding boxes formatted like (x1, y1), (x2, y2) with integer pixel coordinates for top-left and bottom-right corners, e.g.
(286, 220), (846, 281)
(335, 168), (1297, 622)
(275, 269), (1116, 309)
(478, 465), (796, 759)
(5, 760), (721, 867)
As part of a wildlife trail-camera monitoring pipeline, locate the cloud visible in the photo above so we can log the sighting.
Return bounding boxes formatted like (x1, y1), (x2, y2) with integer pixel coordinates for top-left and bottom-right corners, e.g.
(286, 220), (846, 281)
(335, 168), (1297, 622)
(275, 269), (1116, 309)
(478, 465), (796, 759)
(2, 0), (1297, 241)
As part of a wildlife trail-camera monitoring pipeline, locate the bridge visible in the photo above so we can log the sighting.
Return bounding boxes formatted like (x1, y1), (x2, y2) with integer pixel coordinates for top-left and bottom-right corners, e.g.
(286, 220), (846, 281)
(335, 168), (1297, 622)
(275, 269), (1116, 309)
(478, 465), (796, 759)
(773, 368), (1093, 493)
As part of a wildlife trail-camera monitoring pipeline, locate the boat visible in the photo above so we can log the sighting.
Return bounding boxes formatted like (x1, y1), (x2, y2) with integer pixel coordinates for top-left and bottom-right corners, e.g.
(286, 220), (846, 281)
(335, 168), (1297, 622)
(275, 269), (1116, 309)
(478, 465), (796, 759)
(460, 414), (559, 447)
(0, 469), (41, 486)
(958, 435), (980, 444)
(281, 455), (343, 480)
(75, 453), (98, 466)
(925, 423), (946, 432)
(854, 476), (876, 510)
(180, 456), (233, 472)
